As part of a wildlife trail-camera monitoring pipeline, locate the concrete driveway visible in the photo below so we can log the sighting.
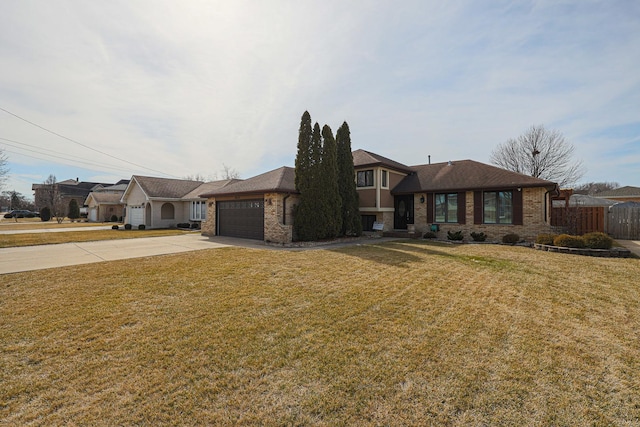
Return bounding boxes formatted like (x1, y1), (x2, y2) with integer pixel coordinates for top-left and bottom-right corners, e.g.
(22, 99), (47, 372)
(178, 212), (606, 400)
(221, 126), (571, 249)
(0, 234), (232, 275)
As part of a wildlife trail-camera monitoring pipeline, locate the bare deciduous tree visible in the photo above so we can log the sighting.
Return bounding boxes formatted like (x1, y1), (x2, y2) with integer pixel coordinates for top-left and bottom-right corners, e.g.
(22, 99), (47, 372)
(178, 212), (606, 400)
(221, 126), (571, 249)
(39, 175), (67, 223)
(573, 181), (619, 195)
(490, 125), (585, 187)
(0, 148), (8, 191)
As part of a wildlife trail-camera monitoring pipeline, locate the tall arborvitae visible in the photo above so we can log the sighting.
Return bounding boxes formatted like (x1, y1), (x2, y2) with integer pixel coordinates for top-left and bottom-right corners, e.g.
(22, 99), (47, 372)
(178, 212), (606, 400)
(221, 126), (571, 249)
(293, 111), (315, 240)
(319, 124), (342, 238)
(294, 111), (313, 193)
(336, 122), (362, 236)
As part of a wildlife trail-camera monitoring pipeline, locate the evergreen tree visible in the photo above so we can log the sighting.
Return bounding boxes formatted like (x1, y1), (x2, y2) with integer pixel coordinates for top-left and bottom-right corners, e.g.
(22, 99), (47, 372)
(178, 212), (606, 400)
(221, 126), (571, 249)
(68, 199), (80, 221)
(293, 112), (319, 240)
(336, 122), (362, 236)
(319, 124), (342, 238)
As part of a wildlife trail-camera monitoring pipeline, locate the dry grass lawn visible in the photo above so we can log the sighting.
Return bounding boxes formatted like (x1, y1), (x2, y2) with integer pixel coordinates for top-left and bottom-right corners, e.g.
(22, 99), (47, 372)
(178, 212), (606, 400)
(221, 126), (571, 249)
(0, 229), (189, 248)
(1, 241), (639, 425)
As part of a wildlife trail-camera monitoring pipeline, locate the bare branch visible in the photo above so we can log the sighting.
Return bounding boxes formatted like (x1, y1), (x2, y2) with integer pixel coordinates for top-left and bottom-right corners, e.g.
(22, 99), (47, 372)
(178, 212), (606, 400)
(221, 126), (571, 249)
(490, 125), (585, 187)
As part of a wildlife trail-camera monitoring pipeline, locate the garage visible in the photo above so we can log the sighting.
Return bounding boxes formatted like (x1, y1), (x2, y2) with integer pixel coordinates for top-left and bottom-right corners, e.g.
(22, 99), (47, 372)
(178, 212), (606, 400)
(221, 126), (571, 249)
(217, 199), (264, 240)
(129, 206), (145, 227)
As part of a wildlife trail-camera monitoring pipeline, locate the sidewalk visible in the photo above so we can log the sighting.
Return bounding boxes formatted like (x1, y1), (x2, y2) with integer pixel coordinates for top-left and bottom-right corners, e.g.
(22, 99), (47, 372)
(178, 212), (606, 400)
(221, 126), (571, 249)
(616, 240), (640, 258)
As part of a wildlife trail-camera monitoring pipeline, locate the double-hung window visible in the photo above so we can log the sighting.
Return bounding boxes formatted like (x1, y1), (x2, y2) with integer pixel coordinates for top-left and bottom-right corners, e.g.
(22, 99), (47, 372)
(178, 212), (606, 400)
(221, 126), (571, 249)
(435, 193), (458, 223)
(357, 170), (374, 187)
(190, 201), (207, 221)
(483, 191), (513, 224)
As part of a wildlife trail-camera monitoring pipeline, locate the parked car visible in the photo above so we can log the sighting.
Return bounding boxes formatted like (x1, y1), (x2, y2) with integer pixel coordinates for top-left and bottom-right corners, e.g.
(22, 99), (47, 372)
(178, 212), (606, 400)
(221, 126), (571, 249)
(3, 210), (39, 218)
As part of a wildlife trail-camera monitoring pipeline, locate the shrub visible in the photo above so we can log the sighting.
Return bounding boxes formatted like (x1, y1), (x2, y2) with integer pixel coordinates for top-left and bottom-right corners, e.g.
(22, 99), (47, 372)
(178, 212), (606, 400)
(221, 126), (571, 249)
(447, 230), (464, 241)
(125, 224), (132, 230)
(40, 207), (51, 222)
(138, 224), (146, 230)
(112, 225), (119, 230)
(470, 231), (487, 242)
(110, 215), (118, 222)
(423, 231), (437, 239)
(583, 232), (613, 249)
(535, 234), (557, 245)
(177, 223), (190, 229)
(553, 234), (585, 248)
(191, 223), (200, 229)
(502, 233), (520, 244)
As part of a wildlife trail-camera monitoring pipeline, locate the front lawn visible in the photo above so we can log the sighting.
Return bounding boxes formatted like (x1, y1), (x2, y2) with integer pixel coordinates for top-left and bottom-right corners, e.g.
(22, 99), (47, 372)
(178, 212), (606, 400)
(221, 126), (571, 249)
(0, 229), (190, 248)
(1, 241), (639, 425)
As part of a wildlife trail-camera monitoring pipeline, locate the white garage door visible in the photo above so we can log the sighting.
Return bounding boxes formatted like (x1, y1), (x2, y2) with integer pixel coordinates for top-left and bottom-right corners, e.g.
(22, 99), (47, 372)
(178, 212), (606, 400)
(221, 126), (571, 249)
(129, 206), (144, 226)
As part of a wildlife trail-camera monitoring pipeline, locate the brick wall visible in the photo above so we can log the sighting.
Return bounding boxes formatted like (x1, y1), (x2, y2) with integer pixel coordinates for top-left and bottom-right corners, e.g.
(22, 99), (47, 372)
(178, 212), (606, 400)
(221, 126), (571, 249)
(264, 193), (299, 244)
(414, 187), (554, 241)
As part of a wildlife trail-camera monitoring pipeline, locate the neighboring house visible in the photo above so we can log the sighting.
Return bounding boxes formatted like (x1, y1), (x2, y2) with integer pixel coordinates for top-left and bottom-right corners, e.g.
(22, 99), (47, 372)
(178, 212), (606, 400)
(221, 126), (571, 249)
(593, 186), (640, 203)
(32, 178), (117, 213)
(120, 176), (238, 229)
(201, 150), (559, 243)
(200, 167), (298, 243)
(84, 182), (129, 222)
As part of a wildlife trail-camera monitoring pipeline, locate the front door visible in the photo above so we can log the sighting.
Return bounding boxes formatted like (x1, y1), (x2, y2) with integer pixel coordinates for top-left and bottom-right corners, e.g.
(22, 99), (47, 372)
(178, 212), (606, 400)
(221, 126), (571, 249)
(394, 195), (414, 229)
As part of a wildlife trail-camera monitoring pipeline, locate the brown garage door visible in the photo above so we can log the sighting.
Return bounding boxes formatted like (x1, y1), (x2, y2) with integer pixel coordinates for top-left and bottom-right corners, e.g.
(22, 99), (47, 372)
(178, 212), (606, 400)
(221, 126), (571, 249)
(217, 199), (264, 240)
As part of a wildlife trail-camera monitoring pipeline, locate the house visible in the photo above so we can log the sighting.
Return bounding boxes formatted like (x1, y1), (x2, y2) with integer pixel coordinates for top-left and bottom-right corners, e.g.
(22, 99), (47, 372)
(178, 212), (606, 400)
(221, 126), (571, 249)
(32, 178), (117, 213)
(200, 167), (298, 243)
(593, 186), (640, 203)
(84, 182), (129, 222)
(120, 176), (239, 229)
(200, 150), (559, 243)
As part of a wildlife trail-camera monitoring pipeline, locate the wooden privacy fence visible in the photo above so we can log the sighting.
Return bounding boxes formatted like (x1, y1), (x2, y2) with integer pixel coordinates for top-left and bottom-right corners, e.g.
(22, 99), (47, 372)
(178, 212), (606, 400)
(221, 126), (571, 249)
(551, 206), (605, 235)
(607, 205), (640, 240)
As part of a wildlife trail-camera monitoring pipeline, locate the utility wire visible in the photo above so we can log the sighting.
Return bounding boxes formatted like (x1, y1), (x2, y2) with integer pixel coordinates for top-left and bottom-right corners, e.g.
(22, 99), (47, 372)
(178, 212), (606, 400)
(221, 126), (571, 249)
(0, 107), (180, 178)
(0, 137), (137, 174)
(1, 146), (142, 176)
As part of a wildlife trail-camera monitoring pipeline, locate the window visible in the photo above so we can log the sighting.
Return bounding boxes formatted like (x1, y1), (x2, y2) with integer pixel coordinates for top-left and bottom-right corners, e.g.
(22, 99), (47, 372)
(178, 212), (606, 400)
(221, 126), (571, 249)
(483, 191), (513, 224)
(435, 193), (458, 223)
(161, 202), (175, 220)
(190, 201), (207, 221)
(357, 170), (374, 187)
(381, 170), (388, 188)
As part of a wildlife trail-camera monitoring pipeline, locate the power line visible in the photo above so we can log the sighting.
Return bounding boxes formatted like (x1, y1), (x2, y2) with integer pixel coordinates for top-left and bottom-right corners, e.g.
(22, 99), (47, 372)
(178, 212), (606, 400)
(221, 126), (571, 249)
(0, 107), (180, 178)
(0, 137), (137, 174)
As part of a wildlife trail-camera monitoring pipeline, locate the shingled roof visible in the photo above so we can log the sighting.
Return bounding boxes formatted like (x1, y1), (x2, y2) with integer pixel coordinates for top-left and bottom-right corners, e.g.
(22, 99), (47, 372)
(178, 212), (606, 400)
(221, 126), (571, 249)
(392, 160), (557, 194)
(200, 167), (297, 197)
(352, 149), (414, 174)
(183, 179), (242, 199)
(85, 191), (124, 205)
(594, 186), (640, 199)
(130, 176), (204, 199)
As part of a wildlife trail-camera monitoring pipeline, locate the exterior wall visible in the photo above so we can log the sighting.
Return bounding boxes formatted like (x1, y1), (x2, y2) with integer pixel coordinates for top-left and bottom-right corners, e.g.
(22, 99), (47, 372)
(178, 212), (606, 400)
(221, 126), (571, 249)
(358, 189), (377, 208)
(201, 193), (299, 244)
(148, 201), (190, 229)
(417, 187), (553, 241)
(201, 199), (216, 236)
(264, 193), (299, 244)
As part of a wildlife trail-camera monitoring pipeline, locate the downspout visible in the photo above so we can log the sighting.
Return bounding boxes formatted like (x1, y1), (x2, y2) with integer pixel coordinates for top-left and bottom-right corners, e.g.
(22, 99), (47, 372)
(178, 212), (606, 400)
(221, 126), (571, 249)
(283, 194), (290, 225)
(545, 184), (560, 223)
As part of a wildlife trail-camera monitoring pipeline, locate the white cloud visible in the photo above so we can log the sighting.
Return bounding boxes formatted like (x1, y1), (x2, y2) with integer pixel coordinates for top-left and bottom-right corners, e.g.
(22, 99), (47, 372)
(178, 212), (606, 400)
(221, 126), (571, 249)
(1, 0), (639, 200)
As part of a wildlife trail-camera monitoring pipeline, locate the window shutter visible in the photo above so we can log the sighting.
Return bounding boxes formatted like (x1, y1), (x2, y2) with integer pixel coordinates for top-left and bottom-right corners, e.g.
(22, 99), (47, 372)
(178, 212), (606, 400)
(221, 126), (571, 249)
(426, 193), (434, 223)
(474, 191), (482, 224)
(457, 192), (466, 224)
(513, 189), (523, 225)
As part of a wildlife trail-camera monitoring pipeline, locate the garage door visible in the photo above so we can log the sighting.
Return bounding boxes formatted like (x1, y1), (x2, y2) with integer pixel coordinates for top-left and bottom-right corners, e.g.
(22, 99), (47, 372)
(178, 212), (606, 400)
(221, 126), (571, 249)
(129, 206), (144, 227)
(217, 199), (264, 240)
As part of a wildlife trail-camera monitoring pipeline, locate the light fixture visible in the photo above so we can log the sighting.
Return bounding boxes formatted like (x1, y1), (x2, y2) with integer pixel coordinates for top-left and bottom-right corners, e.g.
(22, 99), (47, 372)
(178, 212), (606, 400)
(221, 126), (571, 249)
(420, 195), (425, 203)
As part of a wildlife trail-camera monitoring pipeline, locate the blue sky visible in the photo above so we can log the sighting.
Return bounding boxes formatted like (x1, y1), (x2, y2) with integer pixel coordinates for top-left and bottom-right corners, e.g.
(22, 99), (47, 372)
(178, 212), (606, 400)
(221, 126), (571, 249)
(1, 0), (639, 199)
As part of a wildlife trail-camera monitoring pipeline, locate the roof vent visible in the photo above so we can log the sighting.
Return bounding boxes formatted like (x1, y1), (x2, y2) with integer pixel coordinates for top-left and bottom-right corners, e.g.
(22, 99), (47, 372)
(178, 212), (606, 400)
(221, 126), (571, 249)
(447, 161), (452, 166)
